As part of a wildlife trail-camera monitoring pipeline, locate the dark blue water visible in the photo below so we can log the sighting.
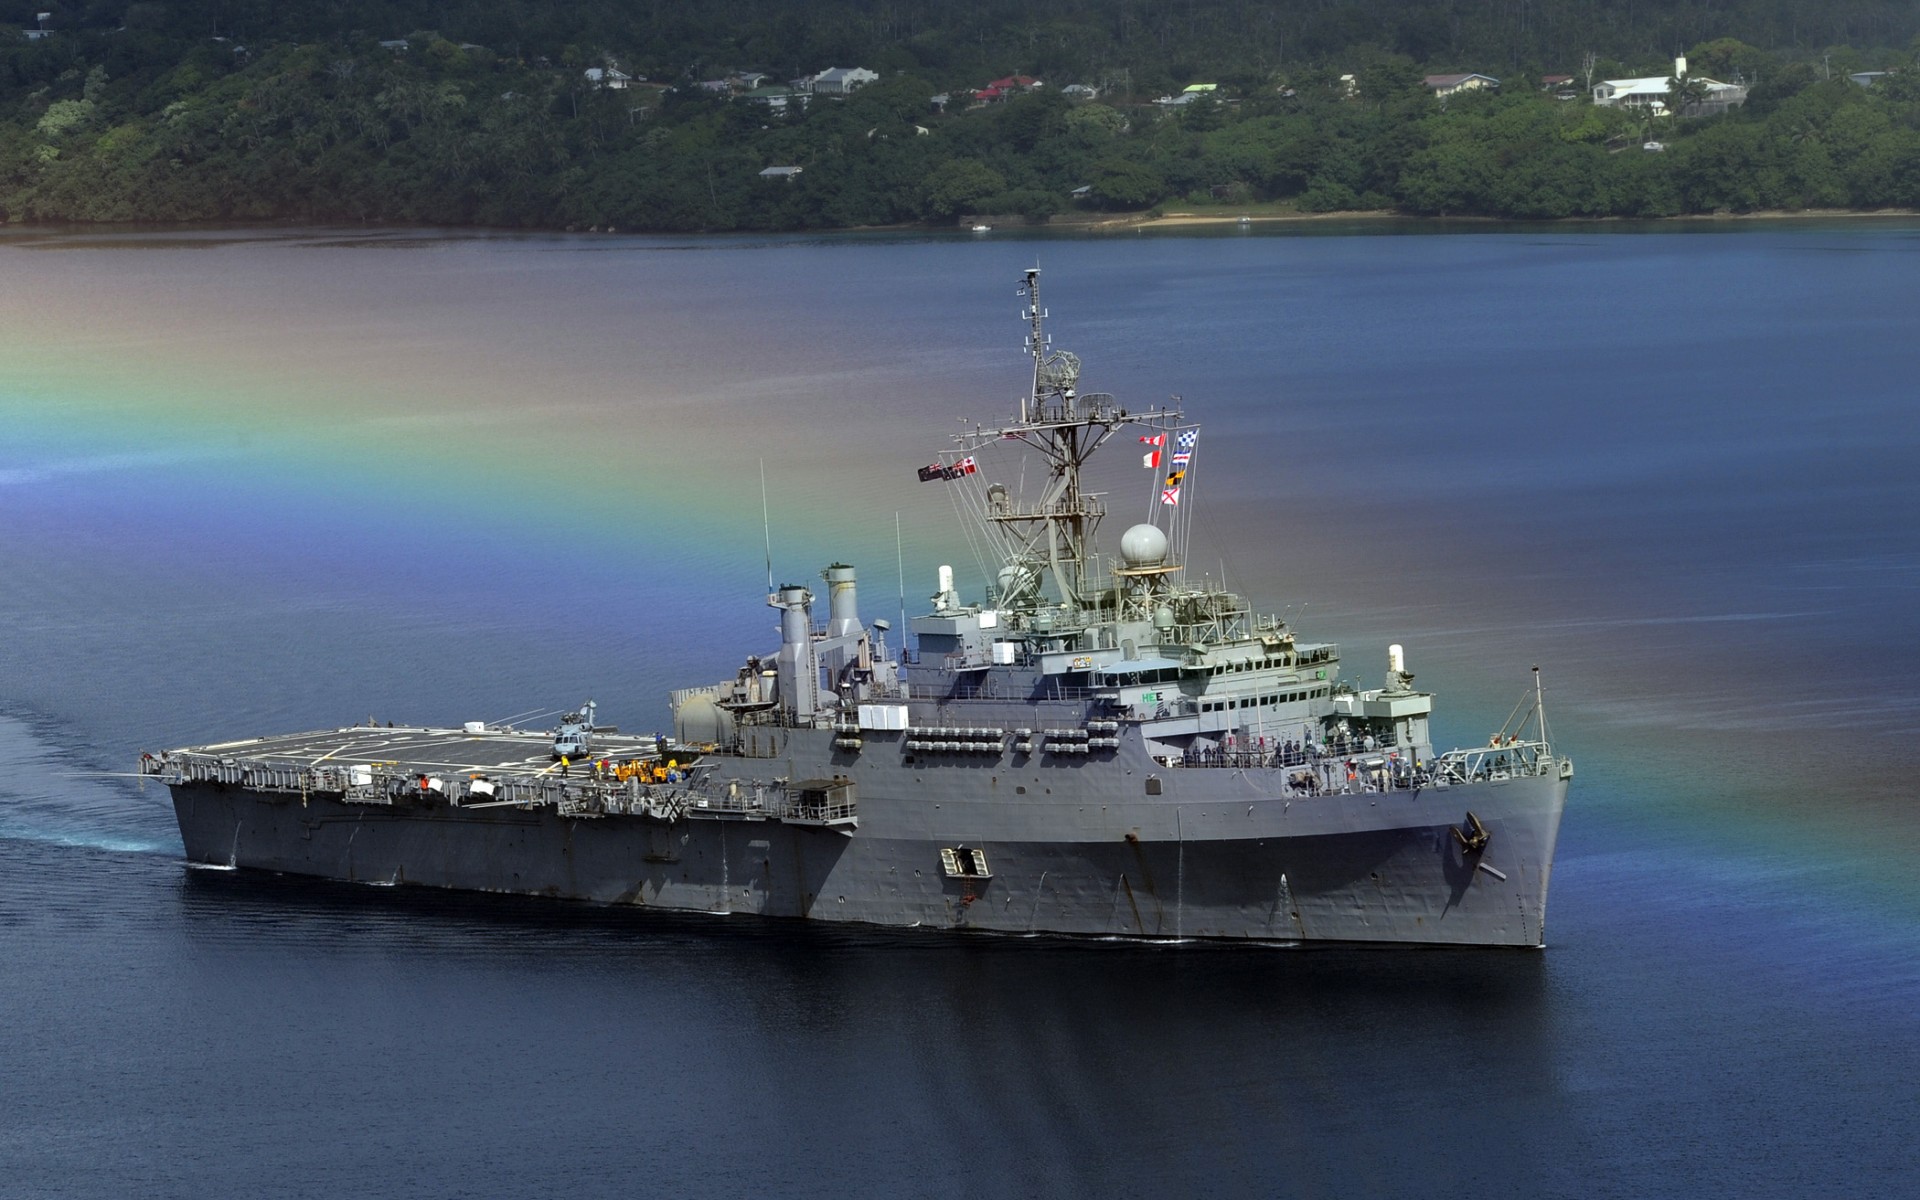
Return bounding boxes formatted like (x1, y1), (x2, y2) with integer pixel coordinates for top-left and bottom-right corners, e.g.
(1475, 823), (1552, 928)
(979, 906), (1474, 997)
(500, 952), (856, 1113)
(3, 223), (1918, 1198)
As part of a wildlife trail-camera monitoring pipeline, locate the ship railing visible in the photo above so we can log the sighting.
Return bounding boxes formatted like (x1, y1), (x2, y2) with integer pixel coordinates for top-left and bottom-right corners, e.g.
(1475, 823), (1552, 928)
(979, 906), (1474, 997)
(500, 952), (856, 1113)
(676, 779), (856, 826)
(1316, 733), (1402, 756)
(780, 793), (858, 825)
(681, 780), (776, 819)
(151, 751), (340, 793)
(148, 749), (858, 827)
(1160, 749), (1433, 794)
(894, 683), (1102, 705)
(147, 750), (718, 813)
(558, 774), (855, 827)
(986, 496), (1106, 521)
(1023, 396), (1122, 428)
(1432, 738), (1567, 783)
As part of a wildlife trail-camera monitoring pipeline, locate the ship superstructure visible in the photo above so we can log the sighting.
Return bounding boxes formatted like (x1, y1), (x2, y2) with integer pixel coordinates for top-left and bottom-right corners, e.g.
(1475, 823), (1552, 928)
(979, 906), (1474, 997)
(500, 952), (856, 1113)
(150, 269), (1570, 946)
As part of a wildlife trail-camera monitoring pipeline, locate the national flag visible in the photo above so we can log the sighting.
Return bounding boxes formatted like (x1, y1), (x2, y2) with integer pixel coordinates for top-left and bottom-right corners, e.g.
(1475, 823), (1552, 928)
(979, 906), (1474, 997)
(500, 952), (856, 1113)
(958, 456), (977, 475)
(918, 464), (944, 482)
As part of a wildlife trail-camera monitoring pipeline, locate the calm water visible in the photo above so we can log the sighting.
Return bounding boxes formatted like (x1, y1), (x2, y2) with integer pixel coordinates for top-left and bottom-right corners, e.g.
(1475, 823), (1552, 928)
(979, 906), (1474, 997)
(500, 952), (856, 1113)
(3, 222), (1918, 1198)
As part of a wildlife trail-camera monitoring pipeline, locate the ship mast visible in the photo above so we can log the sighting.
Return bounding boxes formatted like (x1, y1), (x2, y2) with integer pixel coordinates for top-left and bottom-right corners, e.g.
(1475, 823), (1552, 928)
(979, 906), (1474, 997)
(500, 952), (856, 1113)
(961, 268), (1180, 620)
(1023, 268), (1043, 424)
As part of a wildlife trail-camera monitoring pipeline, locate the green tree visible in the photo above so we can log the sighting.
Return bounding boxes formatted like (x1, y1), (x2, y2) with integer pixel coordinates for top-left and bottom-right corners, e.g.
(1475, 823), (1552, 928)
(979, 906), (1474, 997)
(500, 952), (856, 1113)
(1088, 156), (1165, 208)
(1180, 92), (1223, 131)
(1686, 39), (1774, 84)
(1666, 74), (1711, 118)
(1065, 103), (1127, 144)
(919, 157), (1005, 218)
(35, 99), (96, 140)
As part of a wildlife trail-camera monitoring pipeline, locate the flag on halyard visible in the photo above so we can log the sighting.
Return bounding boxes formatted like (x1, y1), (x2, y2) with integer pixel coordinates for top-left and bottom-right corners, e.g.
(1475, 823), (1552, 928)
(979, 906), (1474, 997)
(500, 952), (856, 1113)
(1161, 487), (1181, 506)
(1139, 433), (1164, 469)
(1172, 429), (1198, 466)
(1172, 430), (1198, 463)
(924, 458), (976, 481)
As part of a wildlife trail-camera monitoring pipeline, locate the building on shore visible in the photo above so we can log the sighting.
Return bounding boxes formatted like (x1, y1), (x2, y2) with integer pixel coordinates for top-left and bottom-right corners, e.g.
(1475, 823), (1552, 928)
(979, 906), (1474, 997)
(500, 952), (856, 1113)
(1424, 73), (1500, 98)
(1593, 56), (1747, 117)
(811, 67), (878, 96)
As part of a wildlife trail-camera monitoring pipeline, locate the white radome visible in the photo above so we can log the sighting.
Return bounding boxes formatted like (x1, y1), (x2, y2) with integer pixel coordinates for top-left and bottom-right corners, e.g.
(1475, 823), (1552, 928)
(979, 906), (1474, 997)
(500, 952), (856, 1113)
(1119, 522), (1169, 567)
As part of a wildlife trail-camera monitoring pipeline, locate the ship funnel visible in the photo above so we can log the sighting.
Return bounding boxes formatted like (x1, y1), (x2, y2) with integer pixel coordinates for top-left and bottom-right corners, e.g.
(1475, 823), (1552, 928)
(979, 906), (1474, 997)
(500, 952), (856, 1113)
(824, 563), (860, 637)
(777, 585), (813, 647)
(770, 584), (818, 722)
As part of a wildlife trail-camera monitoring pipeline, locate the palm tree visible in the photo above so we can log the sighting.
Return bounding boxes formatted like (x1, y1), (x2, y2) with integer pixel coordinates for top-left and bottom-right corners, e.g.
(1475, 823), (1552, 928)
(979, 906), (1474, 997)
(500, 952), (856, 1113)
(1666, 73), (1712, 118)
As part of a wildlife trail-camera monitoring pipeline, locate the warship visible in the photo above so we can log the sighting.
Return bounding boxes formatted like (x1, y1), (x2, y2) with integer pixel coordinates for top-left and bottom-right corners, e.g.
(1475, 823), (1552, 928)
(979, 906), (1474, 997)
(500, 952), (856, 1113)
(147, 269), (1571, 946)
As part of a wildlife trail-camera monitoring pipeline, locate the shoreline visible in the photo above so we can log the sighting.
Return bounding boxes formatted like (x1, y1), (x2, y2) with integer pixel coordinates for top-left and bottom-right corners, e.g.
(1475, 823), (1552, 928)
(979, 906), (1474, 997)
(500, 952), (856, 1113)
(1132, 206), (1920, 229)
(5, 206), (1917, 243)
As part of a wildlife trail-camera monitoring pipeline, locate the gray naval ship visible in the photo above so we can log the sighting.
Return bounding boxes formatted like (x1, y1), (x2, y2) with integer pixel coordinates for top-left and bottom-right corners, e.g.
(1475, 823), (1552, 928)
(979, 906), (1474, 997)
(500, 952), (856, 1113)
(147, 268), (1571, 946)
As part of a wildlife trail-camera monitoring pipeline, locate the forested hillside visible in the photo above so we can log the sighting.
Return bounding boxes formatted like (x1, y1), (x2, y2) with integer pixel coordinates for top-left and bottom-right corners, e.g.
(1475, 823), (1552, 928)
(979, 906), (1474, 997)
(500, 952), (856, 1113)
(3, 0), (1918, 229)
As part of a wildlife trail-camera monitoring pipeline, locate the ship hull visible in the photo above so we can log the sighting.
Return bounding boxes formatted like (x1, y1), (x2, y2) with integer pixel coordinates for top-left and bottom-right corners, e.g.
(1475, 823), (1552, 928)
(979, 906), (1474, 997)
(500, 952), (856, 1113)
(170, 769), (1563, 947)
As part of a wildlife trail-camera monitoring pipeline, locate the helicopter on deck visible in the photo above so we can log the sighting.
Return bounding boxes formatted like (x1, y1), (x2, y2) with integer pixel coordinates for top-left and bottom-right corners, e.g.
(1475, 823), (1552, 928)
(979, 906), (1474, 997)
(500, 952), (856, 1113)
(551, 701), (597, 761)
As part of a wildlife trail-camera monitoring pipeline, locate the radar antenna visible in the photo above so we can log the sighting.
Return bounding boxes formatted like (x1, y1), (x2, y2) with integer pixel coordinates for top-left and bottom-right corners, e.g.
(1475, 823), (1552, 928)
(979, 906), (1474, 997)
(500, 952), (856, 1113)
(1036, 349), (1081, 394)
(953, 268), (1179, 616)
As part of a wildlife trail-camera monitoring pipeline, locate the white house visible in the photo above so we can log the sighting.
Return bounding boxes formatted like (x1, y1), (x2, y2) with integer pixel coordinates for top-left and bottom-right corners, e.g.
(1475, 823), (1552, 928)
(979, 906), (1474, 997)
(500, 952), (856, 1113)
(1424, 73), (1499, 97)
(583, 67), (632, 90)
(1155, 85), (1218, 109)
(1593, 56), (1747, 116)
(812, 67), (878, 96)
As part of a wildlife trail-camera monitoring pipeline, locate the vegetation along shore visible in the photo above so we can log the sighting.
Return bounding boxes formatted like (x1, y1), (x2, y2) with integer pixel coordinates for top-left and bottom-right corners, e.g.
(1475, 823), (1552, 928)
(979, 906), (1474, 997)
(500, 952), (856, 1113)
(4, 0), (1920, 232)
